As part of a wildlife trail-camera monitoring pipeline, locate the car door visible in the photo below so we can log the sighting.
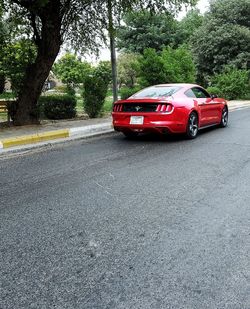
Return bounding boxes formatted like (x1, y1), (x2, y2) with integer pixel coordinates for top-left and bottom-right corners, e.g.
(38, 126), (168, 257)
(208, 96), (225, 123)
(192, 87), (218, 127)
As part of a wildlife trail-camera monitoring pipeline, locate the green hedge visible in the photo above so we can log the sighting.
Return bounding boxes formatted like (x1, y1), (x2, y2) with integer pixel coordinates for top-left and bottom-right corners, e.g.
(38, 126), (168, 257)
(83, 77), (107, 118)
(120, 86), (141, 100)
(39, 94), (76, 120)
(83, 64), (110, 118)
(210, 68), (249, 100)
(0, 92), (15, 100)
(206, 86), (222, 97)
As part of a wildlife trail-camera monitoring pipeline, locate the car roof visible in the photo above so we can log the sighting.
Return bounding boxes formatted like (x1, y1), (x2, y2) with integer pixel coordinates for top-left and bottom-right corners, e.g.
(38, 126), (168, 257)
(153, 83), (201, 89)
(124, 84), (206, 102)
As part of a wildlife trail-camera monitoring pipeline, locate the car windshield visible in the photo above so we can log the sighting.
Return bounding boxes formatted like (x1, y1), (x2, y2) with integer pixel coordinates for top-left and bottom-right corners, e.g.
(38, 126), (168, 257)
(131, 86), (181, 98)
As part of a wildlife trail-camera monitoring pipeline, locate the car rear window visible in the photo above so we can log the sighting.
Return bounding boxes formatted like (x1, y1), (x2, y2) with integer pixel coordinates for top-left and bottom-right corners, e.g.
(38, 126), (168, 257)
(131, 86), (181, 98)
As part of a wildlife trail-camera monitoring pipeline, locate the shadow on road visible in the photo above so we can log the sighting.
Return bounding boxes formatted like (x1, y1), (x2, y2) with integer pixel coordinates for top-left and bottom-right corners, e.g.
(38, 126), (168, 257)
(118, 125), (221, 144)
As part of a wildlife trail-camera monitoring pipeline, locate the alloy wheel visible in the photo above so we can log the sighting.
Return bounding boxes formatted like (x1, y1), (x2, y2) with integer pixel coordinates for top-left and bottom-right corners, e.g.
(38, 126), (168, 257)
(220, 107), (228, 127)
(186, 112), (198, 139)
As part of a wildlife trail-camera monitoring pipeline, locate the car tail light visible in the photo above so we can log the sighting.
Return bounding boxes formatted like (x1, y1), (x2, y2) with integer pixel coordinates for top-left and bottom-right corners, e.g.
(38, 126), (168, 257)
(160, 105), (167, 112)
(156, 104), (173, 113)
(156, 104), (161, 112)
(165, 104), (172, 112)
(113, 104), (123, 112)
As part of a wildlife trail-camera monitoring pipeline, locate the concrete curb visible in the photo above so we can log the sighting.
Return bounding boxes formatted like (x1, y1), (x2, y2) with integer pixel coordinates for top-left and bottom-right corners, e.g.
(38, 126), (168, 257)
(229, 105), (250, 111)
(0, 123), (114, 154)
(69, 123), (112, 137)
(0, 129), (70, 149)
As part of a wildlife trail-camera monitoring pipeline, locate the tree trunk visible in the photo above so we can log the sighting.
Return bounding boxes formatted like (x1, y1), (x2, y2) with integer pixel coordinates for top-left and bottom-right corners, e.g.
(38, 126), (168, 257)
(0, 74), (5, 94)
(13, 50), (60, 125)
(108, 0), (118, 104)
(13, 4), (62, 126)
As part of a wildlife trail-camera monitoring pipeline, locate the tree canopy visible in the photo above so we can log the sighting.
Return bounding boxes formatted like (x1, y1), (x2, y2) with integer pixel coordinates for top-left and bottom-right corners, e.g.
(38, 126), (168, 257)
(0, 39), (37, 93)
(117, 8), (204, 53)
(173, 9), (203, 46)
(161, 45), (196, 83)
(53, 53), (92, 89)
(191, 0), (250, 83)
(2, 0), (198, 125)
(117, 53), (140, 88)
(139, 45), (196, 86)
(117, 11), (177, 54)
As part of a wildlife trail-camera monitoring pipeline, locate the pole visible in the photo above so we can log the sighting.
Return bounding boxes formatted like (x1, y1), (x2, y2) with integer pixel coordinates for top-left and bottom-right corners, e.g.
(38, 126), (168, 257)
(108, 0), (118, 103)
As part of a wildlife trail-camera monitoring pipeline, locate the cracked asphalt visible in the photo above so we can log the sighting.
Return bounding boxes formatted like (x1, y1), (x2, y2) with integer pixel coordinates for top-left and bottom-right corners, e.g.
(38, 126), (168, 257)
(0, 108), (250, 309)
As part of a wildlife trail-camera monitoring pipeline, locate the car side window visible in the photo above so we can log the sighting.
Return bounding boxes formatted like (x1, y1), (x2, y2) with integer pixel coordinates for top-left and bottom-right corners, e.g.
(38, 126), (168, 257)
(192, 87), (211, 99)
(185, 89), (196, 98)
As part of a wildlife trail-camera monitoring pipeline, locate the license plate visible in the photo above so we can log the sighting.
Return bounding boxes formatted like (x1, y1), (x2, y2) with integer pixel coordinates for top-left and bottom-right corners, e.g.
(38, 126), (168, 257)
(130, 116), (144, 125)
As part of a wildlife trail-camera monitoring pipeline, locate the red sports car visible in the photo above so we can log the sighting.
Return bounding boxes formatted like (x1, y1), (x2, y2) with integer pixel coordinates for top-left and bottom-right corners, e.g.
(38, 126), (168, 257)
(112, 84), (228, 139)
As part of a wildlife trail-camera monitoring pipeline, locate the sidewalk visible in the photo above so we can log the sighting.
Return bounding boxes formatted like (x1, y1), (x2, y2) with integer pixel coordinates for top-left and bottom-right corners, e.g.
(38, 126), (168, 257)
(0, 100), (250, 154)
(227, 100), (250, 110)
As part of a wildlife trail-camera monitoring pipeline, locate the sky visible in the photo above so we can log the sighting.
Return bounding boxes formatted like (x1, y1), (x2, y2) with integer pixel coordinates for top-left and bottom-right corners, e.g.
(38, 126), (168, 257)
(179, 0), (209, 19)
(85, 0), (210, 63)
(196, 0), (210, 13)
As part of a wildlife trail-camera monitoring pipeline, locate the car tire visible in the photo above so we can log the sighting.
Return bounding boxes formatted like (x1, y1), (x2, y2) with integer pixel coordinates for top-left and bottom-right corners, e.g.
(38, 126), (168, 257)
(123, 131), (139, 139)
(186, 112), (199, 139)
(220, 107), (228, 128)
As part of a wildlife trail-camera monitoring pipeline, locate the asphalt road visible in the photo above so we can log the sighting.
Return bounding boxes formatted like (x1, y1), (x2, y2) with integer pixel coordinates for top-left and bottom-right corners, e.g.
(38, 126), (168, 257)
(1, 108), (250, 309)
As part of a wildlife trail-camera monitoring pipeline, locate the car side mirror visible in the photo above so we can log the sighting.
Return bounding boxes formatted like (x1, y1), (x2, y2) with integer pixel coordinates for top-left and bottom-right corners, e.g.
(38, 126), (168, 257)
(211, 94), (218, 100)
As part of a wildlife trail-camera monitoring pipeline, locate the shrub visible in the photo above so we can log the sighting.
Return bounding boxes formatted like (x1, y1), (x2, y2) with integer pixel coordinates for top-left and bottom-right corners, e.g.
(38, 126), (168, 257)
(118, 53), (140, 88)
(138, 46), (196, 87)
(138, 48), (166, 87)
(0, 92), (15, 100)
(39, 94), (76, 120)
(65, 85), (76, 96)
(52, 85), (68, 93)
(83, 64), (111, 118)
(161, 45), (196, 83)
(206, 86), (222, 97)
(83, 76), (108, 118)
(49, 85), (76, 96)
(244, 90), (250, 100)
(53, 53), (92, 89)
(211, 68), (249, 100)
(120, 86), (142, 100)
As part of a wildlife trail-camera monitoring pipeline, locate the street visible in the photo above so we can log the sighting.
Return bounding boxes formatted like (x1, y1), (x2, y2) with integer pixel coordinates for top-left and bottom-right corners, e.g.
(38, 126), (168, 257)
(1, 108), (250, 309)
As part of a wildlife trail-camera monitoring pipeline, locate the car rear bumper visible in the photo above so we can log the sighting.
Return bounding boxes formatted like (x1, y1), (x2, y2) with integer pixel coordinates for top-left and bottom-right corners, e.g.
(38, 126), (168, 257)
(112, 111), (187, 134)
